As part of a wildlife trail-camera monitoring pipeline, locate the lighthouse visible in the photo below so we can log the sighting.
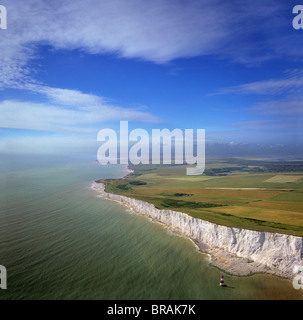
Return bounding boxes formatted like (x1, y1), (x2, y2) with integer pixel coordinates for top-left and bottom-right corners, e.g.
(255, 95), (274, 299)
(220, 275), (226, 287)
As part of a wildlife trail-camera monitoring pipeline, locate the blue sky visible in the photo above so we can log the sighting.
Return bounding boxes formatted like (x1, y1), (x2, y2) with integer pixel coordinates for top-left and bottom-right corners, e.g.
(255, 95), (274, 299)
(0, 0), (302, 157)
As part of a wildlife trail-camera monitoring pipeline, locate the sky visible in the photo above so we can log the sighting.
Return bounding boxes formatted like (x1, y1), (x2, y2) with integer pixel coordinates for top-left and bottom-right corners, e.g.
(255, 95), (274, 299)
(0, 0), (303, 158)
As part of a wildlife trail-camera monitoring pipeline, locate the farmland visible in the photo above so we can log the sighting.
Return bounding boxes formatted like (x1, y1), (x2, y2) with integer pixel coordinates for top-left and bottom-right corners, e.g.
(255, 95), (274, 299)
(98, 158), (303, 236)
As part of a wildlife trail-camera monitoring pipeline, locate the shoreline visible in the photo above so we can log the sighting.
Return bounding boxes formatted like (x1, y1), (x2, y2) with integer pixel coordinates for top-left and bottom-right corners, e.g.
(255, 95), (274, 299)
(91, 180), (303, 279)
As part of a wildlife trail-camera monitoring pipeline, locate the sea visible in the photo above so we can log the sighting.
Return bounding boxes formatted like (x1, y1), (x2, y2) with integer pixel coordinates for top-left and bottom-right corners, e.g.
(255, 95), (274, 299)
(0, 154), (302, 300)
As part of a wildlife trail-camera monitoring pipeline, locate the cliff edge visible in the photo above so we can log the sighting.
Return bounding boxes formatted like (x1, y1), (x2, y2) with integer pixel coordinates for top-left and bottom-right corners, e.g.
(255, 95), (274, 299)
(92, 182), (303, 278)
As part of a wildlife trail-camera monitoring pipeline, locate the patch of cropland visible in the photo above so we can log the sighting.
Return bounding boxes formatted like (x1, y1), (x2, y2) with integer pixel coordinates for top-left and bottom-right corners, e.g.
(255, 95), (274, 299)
(204, 159), (303, 176)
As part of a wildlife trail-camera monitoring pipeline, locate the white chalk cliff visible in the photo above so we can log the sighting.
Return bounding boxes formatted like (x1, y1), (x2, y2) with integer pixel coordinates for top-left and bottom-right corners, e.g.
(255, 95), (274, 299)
(92, 182), (303, 278)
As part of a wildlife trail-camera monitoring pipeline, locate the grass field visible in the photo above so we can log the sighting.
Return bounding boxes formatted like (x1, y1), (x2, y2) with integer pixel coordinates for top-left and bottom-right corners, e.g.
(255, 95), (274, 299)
(98, 158), (303, 236)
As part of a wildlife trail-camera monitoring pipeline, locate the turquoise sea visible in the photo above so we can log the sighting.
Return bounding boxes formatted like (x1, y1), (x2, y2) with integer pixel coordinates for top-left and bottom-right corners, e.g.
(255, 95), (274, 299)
(0, 154), (302, 300)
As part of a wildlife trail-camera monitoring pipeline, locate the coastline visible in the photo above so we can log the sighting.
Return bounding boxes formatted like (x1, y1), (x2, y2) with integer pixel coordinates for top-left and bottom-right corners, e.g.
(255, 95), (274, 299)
(91, 180), (303, 279)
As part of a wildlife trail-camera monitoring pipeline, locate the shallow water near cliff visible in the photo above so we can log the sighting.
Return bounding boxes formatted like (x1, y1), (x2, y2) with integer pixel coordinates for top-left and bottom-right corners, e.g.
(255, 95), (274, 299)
(0, 155), (302, 300)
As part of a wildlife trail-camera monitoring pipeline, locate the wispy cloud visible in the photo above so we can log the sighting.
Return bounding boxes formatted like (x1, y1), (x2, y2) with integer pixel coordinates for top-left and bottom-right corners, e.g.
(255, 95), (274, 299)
(214, 70), (303, 96)
(250, 95), (303, 116)
(0, 0), (227, 87)
(213, 69), (303, 137)
(0, 0), (301, 88)
(0, 84), (161, 133)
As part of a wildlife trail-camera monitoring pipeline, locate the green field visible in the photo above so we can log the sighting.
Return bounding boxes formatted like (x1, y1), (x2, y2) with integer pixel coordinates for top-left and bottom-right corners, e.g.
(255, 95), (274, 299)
(98, 158), (303, 236)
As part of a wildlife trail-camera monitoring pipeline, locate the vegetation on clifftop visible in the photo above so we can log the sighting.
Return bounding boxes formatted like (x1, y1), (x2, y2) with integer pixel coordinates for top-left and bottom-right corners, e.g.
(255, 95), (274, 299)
(97, 158), (303, 236)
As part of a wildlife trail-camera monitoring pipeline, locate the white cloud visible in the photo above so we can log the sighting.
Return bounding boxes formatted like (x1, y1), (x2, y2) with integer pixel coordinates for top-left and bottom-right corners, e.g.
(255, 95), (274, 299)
(0, 86), (161, 133)
(0, 0), (299, 88)
(0, 0), (226, 86)
(37, 87), (105, 108)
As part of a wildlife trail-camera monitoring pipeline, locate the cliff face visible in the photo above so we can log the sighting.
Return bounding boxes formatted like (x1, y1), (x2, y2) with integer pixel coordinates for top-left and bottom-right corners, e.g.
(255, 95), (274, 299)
(92, 182), (303, 278)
